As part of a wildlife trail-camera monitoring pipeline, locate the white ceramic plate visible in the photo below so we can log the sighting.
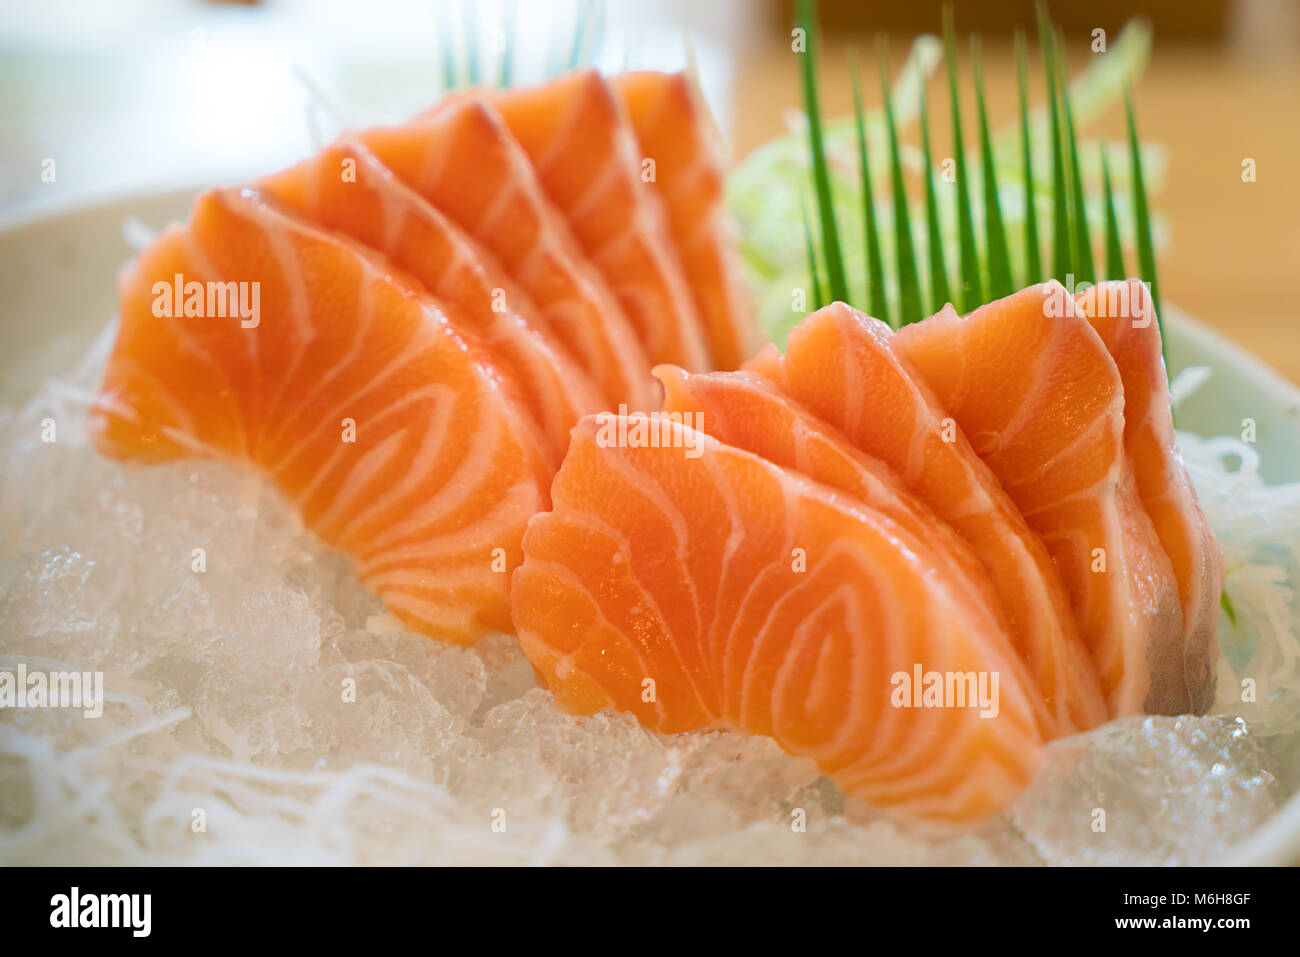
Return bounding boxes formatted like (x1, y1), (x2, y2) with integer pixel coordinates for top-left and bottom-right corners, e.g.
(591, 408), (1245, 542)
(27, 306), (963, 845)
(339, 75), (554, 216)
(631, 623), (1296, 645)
(2, 190), (1298, 864)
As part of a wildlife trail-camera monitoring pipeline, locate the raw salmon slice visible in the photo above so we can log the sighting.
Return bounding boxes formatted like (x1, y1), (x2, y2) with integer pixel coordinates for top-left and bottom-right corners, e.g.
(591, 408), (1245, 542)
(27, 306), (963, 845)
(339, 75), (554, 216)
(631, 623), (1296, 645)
(1075, 279), (1223, 712)
(654, 365), (1024, 683)
(93, 186), (548, 643)
(612, 71), (759, 369)
(258, 137), (602, 467)
(744, 341), (786, 382)
(767, 302), (1107, 734)
(488, 70), (712, 371)
(513, 415), (1046, 822)
(892, 283), (1189, 715)
(360, 98), (654, 410)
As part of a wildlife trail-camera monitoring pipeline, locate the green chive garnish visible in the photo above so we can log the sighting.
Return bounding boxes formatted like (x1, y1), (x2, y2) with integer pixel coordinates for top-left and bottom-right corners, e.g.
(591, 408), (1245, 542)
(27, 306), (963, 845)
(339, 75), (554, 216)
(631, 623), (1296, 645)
(973, 35), (1013, 299)
(879, 36), (922, 326)
(920, 77), (952, 313)
(1101, 144), (1125, 279)
(797, 0), (849, 303)
(1038, 5), (1070, 284)
(943, 5), (982, 311)
(1015, 30), (1042, 285)
(850, 53), (890, 323)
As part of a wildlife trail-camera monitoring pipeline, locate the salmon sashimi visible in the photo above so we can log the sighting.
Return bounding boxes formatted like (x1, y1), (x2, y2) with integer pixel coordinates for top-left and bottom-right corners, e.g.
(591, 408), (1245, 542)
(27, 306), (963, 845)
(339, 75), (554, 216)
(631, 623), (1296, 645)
(1075, 279), (1223, 712)
(360, 98), (654, 410)
(763, 302), (1108, 734)
(653, 365), (1023, 669)
(93, 187), (548, 643)
(512, 416), (1046, 822)
(488, 70), (712, 371)
(89, 59), (1219, 823)
(892, 283), (1189, 715)
(744, 341), (787, 382)
(612, 71), (759, 369)
(258, 137), (603, 467)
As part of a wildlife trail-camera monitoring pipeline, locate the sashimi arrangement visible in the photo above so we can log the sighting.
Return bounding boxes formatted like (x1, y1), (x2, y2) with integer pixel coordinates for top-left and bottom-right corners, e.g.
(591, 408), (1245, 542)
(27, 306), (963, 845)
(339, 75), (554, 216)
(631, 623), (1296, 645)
(515, 282), (1220, 821)
(94, 69), (746, 644)
(90, 24), (1223, 825)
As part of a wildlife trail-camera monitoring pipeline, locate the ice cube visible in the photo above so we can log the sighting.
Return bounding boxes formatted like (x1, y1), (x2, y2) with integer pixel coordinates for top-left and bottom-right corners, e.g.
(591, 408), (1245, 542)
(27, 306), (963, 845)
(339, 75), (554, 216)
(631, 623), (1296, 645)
(0, 547), (122, 668)
(1011, 714), (1278, 865)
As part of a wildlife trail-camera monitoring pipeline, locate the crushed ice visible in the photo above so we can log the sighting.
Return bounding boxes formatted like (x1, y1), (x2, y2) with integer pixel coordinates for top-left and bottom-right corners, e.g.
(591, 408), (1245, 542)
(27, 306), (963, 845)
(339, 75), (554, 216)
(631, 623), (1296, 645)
(0, 347), (1293, 864)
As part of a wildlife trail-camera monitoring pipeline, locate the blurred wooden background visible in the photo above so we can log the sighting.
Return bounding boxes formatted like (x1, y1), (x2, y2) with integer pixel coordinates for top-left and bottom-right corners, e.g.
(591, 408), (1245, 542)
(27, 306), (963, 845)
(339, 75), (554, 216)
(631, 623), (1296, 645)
(2, 0), (1295, 382)
(731, 0), (1300, 383)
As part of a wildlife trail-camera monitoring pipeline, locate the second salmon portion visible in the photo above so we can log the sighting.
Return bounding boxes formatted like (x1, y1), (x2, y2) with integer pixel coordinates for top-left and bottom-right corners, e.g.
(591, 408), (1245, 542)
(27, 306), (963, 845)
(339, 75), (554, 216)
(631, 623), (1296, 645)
(511, 281), (1220, 822)
(892, 282), (1194, 716)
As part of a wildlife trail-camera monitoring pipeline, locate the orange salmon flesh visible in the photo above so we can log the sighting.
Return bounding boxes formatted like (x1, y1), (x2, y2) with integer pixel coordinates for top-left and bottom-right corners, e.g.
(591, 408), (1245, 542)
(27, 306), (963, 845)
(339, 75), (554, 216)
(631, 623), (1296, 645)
(95, 68), (1217, 824)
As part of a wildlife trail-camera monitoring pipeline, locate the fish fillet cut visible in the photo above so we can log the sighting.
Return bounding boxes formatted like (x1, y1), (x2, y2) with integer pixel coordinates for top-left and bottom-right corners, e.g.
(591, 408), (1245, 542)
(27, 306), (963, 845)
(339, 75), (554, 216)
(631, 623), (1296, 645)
(612, 71), (759, 369)
(489, 70), (711, 371)
(93, 187), (548, 643)
(1075, 279), (1222, 712)
(513, 415), (1046, 822)
(768, 302), (1107, 732)
(892, 283), (1188, 715)
(259, 137), (602, 467)
(361, 98), (654, 409)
